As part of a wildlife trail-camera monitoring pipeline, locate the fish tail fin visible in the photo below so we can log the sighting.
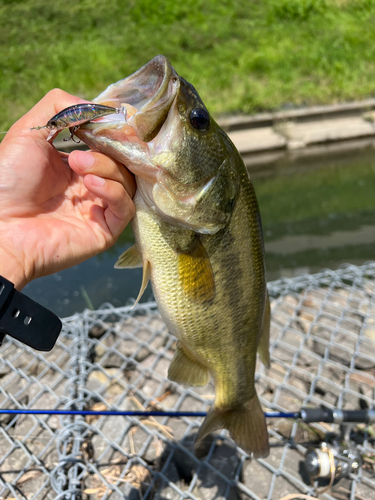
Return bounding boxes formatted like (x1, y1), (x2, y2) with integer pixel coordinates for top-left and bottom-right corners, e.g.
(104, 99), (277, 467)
(195, 393), (269, 458)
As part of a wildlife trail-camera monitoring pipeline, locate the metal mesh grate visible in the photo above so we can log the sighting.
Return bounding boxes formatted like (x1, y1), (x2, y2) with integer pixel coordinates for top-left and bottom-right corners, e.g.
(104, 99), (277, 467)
(0, 262), (375, 500)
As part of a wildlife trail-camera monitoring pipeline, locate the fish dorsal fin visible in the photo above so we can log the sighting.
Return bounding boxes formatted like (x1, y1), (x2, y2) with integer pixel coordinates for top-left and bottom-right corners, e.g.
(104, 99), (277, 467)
(178, 237), (215, 303)
(114, 244), (143, 269)
(257, 290), (271, 368)
(133, 260), (151, 307)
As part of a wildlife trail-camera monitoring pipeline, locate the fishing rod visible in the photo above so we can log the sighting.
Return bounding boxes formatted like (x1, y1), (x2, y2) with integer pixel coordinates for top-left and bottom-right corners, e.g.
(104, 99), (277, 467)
(0, 407), (373, 423)
(2, 406), (369, 488)
(0, 409), (297, 418)
(0, 407), (364, 423)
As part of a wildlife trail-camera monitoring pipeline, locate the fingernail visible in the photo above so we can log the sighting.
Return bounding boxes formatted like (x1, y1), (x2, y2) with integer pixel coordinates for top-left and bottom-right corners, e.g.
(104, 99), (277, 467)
(73, 150), (95, 170)
(89, 174), (105, 187)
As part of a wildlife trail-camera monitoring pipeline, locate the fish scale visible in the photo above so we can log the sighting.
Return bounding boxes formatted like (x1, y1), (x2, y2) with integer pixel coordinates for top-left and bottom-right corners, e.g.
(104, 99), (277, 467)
(132, 165), (266, 414)
(73, 55), (271, 458)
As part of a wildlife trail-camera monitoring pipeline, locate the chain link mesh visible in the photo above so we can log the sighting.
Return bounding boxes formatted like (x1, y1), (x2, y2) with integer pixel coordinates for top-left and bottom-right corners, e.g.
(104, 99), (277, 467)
(0, 262), (374, 500)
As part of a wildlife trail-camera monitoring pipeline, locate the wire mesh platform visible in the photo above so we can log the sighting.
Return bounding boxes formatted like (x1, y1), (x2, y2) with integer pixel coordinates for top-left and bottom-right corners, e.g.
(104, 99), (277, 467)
(1, 262), (375, 500)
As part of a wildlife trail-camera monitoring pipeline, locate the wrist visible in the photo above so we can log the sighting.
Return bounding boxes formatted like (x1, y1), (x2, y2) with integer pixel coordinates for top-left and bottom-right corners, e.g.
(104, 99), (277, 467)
(0, 250), (30, 290)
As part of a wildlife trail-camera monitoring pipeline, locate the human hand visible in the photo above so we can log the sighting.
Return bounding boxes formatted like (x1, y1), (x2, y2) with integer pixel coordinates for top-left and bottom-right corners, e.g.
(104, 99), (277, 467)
(0, 89), (136, 290)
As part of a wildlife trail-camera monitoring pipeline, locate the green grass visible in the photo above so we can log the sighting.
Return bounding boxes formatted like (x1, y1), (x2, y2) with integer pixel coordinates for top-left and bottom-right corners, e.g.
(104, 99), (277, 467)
(1, 0), (375, 131)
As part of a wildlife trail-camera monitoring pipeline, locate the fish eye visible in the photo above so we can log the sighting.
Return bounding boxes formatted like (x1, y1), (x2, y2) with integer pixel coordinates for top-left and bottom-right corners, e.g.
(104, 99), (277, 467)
(190, 108), (210, 131)
(49, 120), (58, 128)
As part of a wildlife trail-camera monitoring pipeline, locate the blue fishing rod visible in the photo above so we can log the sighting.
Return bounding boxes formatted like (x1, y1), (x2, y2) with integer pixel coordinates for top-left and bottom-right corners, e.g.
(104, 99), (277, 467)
(0, 407), (373, 423)
(0, 409), (296, 418)
(1, 406), (368, 485)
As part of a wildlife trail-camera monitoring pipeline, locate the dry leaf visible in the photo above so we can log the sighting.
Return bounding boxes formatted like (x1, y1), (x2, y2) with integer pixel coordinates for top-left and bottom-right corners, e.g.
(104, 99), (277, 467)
(350, 372), (375, 387)
(83, 488), (105, 494)
(16, 470), (43, 485)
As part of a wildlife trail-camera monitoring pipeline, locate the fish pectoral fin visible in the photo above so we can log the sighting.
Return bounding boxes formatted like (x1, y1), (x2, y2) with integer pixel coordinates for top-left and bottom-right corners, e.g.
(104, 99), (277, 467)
(168, 343), (210, 386)
(132, 260), (151, 308)
(114, 245), (143, 269)
(178, 238), (215, 304)
(257, 291), (271, 368)
(195, 393), (269, 458)
(115, 246), (150, 308)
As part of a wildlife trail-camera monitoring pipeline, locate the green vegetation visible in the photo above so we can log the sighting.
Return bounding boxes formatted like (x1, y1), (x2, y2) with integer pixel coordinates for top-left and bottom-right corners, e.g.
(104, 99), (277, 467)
(1, 0), (375, 131)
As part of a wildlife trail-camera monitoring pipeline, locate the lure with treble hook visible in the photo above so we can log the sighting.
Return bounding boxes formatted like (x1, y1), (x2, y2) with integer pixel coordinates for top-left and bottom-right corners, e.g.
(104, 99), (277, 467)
(30, 103), (123, 143)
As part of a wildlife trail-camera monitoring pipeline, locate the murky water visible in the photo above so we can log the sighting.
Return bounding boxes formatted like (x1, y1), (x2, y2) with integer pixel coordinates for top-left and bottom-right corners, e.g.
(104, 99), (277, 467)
(24, 144), (375, 317)
(254, 144), (375, 281)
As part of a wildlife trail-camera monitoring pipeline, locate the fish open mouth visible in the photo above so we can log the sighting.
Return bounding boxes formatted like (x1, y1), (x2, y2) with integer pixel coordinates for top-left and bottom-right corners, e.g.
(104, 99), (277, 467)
(86, 55), (180, 143)
(74, 55), (180, 183)
(75, 55), (239, 234)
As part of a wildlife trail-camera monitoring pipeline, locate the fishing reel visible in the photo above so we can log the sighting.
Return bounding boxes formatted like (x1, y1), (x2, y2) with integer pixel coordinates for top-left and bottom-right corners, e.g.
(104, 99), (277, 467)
(305, 441), (362, 482)
(300, 408), (368, 492)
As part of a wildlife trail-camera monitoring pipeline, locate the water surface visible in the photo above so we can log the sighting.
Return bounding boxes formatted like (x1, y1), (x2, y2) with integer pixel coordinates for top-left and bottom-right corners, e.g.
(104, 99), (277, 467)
(254, 145), (375, 281)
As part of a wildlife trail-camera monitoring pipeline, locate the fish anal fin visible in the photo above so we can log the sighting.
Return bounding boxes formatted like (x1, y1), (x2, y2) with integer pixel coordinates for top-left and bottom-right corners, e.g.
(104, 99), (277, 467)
(132, 260), (151, 308)
(178, 239), (215, 304)
(258, 291), (271, 368)
(168, 343), (210, 386)
(195, 393), (269, 458)
(115, 245), (143, 269)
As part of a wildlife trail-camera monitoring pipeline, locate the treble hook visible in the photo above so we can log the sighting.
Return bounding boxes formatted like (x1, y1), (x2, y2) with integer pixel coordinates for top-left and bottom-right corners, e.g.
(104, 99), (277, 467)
(63, 126), (81, 144)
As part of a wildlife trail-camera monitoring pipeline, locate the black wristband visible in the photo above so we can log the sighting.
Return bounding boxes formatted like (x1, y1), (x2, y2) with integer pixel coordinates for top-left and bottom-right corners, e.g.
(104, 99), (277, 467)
(0, 276), (62, 351)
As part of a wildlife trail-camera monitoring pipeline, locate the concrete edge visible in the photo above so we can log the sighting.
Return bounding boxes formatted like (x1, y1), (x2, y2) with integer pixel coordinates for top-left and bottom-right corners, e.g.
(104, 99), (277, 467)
(53, 98), (375, 165)
(218, 98), (375, 132)
(242, 136), (375, 170)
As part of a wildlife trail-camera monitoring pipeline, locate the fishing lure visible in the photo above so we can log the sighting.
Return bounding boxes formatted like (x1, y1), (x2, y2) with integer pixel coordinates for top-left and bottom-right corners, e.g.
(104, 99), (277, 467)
(30, 103), (123, 142)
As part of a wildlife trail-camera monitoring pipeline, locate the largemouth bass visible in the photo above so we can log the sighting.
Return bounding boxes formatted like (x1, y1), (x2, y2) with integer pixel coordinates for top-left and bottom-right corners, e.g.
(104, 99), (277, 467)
(75, 55), (271, 458)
